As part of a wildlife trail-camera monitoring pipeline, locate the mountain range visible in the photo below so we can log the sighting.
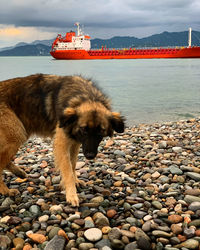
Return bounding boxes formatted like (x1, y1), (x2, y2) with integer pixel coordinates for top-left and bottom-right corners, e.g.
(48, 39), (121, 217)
(0, 30), (200, 56)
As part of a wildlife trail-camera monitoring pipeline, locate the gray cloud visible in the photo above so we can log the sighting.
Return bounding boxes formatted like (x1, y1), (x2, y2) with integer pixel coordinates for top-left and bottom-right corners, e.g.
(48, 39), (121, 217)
(0, 0), (200, 38)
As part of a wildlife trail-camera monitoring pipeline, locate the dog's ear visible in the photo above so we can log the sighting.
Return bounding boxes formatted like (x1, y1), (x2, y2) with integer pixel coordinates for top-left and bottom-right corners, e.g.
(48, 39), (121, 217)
(110, 112), (125, 133)
(59, 107), (78, 128)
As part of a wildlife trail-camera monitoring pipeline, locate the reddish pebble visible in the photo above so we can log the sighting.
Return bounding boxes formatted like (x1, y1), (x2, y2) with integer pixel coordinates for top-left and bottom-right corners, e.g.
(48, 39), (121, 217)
(27, 187), (35, 194)
(27, 233), (46, 243)
(105, 139), (114, 148)
(107, 209), (117, 218)
(165, 197), (176, 206)
(177, 234), (187, 242)
(45, 179), (51, 187)
(102, 226), (111, 234)
(129, 226), (137, 233)
(171, 224), (182, 234)
(23, 244), (32, 250)
(114, 181), (122, 187)
(58, 229), (69, 240)
(195, 229), (200, 236)
(168, 214), (183, 223)
(184, 216), (191, 224)
(15, 178), (27, 183)
(40, 149), (48, 153)
(40, 160), (48, 168)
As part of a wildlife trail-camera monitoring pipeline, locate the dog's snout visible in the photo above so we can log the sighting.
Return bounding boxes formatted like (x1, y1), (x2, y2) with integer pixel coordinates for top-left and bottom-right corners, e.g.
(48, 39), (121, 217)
(85, 152), (96, 160)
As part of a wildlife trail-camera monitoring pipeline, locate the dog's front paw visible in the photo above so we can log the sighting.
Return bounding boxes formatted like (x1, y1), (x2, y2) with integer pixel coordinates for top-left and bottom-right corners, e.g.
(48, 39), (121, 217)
(66, 193), (79, 207)
(16, 168), (27, 179)
(0, 183), (19, 196)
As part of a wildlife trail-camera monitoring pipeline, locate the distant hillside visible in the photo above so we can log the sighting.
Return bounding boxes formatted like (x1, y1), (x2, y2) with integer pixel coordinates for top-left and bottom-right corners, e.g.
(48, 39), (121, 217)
(31, 39), (54, 46)
(0, 30), (200, 56)
(92, 31), (200, 48)
(0, 44), (51, 56)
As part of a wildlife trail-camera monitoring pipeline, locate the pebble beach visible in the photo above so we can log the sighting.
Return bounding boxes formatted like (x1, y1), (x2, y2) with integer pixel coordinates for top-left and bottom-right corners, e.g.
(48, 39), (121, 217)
(1, 118), (200, 250)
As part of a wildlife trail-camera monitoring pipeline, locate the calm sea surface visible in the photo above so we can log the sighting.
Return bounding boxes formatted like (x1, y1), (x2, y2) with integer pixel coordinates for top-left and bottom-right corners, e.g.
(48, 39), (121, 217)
(0, 56), (200, 126)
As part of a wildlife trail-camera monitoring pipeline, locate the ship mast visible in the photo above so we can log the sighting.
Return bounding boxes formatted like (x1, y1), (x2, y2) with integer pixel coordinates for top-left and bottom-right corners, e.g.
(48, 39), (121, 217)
(75, 22), (81, 36)
(188, 27), (192, 48)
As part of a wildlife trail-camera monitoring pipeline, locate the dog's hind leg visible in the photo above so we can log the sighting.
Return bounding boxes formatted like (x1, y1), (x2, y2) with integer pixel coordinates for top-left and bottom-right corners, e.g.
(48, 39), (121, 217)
(0, 106), (27, 196)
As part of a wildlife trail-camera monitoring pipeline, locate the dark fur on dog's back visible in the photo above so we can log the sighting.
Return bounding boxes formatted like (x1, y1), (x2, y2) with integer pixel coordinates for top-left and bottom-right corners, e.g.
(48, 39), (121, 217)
(0, 74), (111, 135)
(0, 74), (125, 206)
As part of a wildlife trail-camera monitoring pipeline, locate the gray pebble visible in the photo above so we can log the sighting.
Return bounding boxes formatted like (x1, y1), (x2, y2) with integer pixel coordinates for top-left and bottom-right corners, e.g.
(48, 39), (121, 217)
(186, 172), (200, 181)
(169, 165), (183, 175)
(44, 235), (66, 250)
(29, 205), (41, 215)
(95, 239), (111, 249)
(184, 195), (200, 204)
(108, 228), (122, 240)
(188, 201), (200, 211)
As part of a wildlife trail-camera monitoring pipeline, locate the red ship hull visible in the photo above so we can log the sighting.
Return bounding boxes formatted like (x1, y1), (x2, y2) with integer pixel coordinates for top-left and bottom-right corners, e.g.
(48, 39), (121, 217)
(50, 47), (200, 60)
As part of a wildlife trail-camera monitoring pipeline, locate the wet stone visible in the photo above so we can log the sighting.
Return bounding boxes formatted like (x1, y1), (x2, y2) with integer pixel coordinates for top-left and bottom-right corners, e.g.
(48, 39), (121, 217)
(111, 239), (125, 249)
(84, 219), (95, 228)
(95, 239), (111, 249)
(52, 176), (61, 184)
(152, 200), (163, 209)
(184, 195), (200, 204)
(183, 227), (195, 238)
(186, 172), (200, 181)
(188, 201), (200, 211)
(1, 197), (14, 207)
(175, 239), (199, 249)
(170, 237), (180, 245)
(133, 210), (147, 219)
(137, 237), (152, 250)
(185, 189), (200, 196)
(152, 230), (173, 238)
(48, 227), (62, 240)
(142, 221), (152, 232)
(108, 228), (122, 240)
(0, 235), (11, 249)
(124, 242), (138, 250)
(29, 205), (41, 215)
(135, 228), (150, 241)
(126, 217), (137, 226)
(44, 235), (66, 250)
(189, 219), (200, 227)
(169, 165), (183, 175)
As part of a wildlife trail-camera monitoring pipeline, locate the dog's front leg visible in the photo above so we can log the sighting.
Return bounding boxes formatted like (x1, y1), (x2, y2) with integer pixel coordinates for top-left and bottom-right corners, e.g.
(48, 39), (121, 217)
(54, 127), (79, 206)
(70, 143), (85, 187)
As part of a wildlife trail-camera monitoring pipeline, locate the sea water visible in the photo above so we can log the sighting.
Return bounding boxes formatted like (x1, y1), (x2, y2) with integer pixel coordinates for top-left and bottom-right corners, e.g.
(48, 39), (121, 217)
(0, 56), (200, 126)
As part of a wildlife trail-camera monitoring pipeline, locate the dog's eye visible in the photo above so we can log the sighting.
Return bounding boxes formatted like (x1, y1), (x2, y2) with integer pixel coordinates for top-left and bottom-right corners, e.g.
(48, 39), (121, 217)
(97, 127), (106, 136)
(79, 126), (88, 135)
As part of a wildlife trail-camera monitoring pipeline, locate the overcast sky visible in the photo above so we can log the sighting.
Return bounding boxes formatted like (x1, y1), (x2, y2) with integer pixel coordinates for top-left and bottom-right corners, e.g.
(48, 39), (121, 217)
(0, 0), (200, 48)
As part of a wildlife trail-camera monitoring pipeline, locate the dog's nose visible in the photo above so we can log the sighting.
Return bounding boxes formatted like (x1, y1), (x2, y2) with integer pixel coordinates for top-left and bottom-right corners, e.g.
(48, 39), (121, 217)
(85, 152), (96, 160)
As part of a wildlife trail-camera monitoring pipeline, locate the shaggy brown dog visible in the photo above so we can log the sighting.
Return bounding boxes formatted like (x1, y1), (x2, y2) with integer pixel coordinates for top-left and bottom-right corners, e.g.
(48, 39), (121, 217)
(0, 74), (125, 206)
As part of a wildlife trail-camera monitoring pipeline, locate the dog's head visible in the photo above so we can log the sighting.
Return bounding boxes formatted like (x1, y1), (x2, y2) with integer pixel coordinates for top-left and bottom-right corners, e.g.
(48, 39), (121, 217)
(59, 102), (125, 160)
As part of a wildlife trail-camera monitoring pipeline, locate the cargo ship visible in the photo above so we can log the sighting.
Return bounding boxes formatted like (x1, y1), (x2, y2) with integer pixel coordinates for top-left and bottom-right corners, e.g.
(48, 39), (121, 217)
(50, 23), (200, 60)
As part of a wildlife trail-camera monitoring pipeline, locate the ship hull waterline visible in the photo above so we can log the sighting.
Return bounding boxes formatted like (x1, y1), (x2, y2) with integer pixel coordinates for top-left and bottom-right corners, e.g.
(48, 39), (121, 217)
(50, 47), (200, 60)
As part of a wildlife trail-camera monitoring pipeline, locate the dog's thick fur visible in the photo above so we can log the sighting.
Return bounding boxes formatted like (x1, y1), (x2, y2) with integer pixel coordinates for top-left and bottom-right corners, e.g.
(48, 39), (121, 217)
(0, 74), (124, 206)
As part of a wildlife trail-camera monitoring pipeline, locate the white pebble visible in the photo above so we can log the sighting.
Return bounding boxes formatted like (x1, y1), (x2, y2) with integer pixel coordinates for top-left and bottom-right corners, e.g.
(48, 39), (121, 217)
(49, 205), (63, 214)
(84, 228), (102, 242)
(38, 215), (49, 222)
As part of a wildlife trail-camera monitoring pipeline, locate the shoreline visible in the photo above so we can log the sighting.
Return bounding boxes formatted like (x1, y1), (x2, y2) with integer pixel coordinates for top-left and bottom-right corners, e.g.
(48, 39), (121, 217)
(1, 117), (200, 249)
